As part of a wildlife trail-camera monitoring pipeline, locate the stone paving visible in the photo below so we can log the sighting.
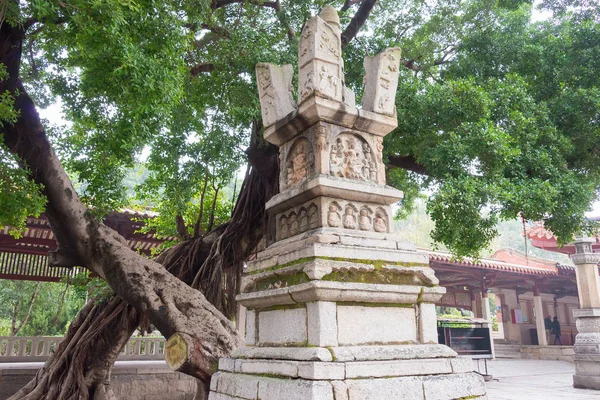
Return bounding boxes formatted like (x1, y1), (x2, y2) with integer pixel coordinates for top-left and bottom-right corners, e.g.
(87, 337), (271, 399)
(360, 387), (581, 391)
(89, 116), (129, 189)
(485, 359), (599, 399)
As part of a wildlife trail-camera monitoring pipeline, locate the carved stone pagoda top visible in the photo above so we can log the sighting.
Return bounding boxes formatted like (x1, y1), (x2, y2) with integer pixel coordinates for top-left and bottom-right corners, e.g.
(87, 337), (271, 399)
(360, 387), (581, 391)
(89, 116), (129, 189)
(256, 5), (404, 243)
(256, 5), (401, 146)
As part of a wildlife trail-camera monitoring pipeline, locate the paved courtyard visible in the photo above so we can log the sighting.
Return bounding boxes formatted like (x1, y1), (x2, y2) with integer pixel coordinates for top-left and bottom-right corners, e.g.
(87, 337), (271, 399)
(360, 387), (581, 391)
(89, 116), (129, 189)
(485, 359), (598, 399)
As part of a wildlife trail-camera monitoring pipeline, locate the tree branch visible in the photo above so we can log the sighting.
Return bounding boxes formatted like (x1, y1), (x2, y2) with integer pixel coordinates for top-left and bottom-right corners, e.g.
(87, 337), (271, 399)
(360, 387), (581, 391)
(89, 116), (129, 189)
(388, 154), (430, 176)
(176, 214), (191, 240)
(341, 0), (362, 12)
(400, 46), (458, 73)
(341, 0), (378, 48)
(190, 63), (215, 76)
(193, 177), (209, 238)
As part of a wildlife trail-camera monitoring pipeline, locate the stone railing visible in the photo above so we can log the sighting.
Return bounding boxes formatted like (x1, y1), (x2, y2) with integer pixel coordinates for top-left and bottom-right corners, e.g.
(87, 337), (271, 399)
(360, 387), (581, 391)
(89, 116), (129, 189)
(0, 336), (165, 362)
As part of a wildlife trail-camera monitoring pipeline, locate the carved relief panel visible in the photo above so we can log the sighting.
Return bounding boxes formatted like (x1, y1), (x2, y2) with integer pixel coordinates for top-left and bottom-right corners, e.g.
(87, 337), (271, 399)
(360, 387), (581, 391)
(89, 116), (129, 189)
(275, 196), (392, 242)
(324, 199), (390, 234)
(255, 63), (297, 128)
(281, 137), (315, 190)
(362, 47), (401, 116)
(329, 132), (378, 183)
(277, 202), (320, 241)
(298, 8), (344, 103)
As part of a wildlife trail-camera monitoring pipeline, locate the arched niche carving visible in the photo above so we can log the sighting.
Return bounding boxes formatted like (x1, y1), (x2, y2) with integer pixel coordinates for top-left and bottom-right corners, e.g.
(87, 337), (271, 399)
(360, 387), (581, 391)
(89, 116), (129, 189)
(374, 207), (389, 233)
(326, 201), (342, 228)
(329, 133), (377, 182)
(285, 137), (314, 186)
(343, 203), (358, 230)
(359, 206), (373, 231)
(279, 215), (289, 239)
(308, 203), (319, 229)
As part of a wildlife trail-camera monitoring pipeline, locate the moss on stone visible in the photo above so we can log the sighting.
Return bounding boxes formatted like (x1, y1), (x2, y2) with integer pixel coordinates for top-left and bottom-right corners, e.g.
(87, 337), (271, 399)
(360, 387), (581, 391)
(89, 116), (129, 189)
(321, 269), (432, 287)
(253, 272), (311, 291)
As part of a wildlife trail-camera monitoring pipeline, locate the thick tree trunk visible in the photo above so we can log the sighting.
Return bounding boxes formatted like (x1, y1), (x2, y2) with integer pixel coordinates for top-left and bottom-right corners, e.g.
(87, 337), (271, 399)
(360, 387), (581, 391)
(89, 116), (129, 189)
(8, 150), (278, 399)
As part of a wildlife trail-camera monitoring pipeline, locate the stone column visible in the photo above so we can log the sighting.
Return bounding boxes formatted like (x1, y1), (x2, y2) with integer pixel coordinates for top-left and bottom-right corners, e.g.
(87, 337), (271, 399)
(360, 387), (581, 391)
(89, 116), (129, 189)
(208, 6), (486, 400)
(571, 237), (600, 390)
(481, 289), (496, 359)
(533, 285), (548, 346)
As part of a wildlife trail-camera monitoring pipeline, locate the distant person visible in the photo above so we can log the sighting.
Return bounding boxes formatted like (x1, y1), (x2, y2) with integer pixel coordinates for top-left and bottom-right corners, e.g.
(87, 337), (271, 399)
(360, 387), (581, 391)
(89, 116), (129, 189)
(551, 316), (562, 345)
(544, 316), (552, 342)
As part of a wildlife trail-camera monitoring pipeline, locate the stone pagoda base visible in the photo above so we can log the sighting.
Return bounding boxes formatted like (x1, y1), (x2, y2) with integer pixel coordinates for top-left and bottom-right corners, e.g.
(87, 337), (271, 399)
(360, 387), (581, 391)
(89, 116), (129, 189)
(210, 346), (484, 400)
(211, 6), (489, 398)
(573, 308), (600, 390)
(208, 230), (487, 400)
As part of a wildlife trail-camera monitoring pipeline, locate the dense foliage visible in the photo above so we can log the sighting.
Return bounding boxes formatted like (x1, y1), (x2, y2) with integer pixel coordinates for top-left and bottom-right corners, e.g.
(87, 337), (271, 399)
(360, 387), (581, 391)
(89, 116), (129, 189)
(1, 0), (600, 257)
(0, 280), (84, 336)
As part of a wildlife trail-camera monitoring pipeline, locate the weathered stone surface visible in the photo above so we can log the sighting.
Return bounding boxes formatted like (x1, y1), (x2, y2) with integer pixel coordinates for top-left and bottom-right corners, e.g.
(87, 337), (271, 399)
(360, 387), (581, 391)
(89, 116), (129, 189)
(298, 362), (346, 380)
(361, 48), (401, 116)
(263, 96), (398, 146)
(258, 308), (307, 345)
(418, 303), (439, 344)
(237, 359), (299, 378)
(231, 346), (333, 362)
(308, 301), (338, 346)
(238, 280), (444, 309)
(208, 393), (249, 400)
(337, 305), (417, 345)
(256, 63), (296, 128)
(219, 358), (235, 372)
(422, 372), (486, 400)
(450, 357), (475, 374)
(297, 6), (344, 105)
(266, 175), (403, 214)
(329, 344), (457, 362)
(330, 380), (349, 400)
(258, 377), (335, 400)
(345, 358), (452, 379)
(249, 228), (419, 264)
(346, 376), (425, 400)
(212, 372), (260, 400)
(245, 310), (256, 345)
(246, 241), (427, 273)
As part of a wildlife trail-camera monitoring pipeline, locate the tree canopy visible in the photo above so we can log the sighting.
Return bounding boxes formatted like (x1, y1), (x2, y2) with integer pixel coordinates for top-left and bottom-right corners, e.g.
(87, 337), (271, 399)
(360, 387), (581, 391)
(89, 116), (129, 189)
(2, 0), (599, 258)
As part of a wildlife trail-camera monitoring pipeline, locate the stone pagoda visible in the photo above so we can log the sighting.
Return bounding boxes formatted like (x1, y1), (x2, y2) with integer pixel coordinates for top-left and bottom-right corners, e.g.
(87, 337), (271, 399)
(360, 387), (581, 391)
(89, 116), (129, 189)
(208, 6), (487, 400)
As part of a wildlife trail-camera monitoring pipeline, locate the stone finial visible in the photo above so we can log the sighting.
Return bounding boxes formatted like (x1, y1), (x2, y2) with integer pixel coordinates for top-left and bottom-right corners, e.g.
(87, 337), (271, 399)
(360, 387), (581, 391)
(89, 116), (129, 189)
(572, 236), (600, 265)
(256, 63), (296, 128)
(361, 47), (401, 116)
(319, 5), (340, 29)
(298, 8), (344, 104)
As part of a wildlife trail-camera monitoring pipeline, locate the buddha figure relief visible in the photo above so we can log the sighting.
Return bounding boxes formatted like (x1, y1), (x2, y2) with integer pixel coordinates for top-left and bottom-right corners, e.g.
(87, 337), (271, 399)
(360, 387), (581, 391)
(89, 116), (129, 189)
(280, 215), (289, 239)
(374, 211), (387, 233)
(327, 204), (341, 227)
(299, 208), (308, 232)
(286, 138), (314, 186)
(289, 213), (299, 236)
(343, 206), (357, 229)
(359, 209), (372, 231)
